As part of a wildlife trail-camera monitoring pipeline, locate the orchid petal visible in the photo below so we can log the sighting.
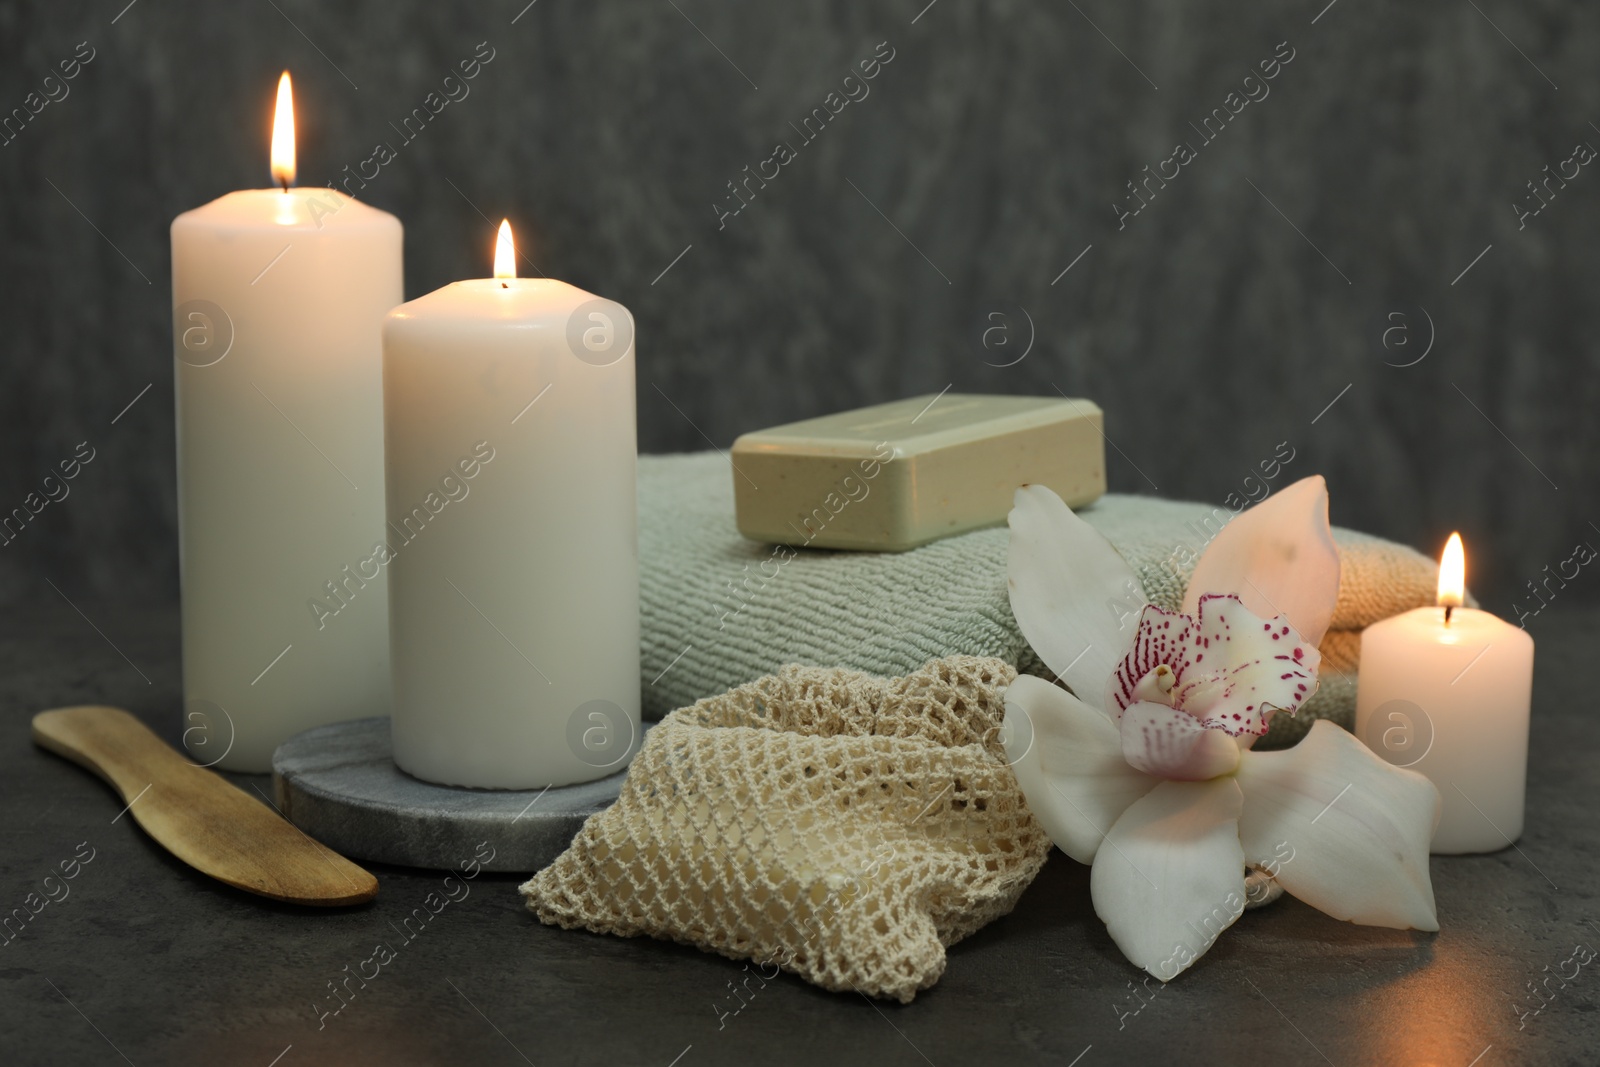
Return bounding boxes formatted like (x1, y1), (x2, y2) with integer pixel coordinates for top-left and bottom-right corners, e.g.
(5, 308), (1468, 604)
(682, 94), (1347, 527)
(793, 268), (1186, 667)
(1091, 778), (1247, 980)
(1002, 674), (1157, 864)
(1182, 475), (1341, 648)
(1235, 720), (1440, 931)
(1108, 595), (1322, 736)
(1119, 701), (1241, 780)
(1008, 484), (1147, 710)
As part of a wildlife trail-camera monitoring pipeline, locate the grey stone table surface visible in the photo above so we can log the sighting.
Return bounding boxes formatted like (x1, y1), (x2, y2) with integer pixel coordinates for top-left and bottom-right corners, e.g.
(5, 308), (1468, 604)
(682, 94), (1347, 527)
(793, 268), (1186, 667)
(2, 599), (1597, 1067)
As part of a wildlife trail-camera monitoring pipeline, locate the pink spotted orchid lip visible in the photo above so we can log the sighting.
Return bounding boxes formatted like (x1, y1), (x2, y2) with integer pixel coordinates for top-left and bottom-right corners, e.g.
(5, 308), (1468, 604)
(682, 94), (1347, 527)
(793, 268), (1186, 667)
(1107, 593), (1321, 737)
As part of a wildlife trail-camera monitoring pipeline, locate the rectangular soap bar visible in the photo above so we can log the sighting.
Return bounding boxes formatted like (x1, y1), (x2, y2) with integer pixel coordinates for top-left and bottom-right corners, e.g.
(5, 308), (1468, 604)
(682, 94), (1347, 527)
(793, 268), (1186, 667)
(731, 393), (1106, 551)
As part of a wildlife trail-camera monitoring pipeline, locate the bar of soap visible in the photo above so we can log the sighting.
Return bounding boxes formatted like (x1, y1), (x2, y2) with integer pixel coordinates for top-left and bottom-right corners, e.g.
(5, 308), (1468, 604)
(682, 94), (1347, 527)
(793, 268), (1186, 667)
(731, 393), (1106, 551)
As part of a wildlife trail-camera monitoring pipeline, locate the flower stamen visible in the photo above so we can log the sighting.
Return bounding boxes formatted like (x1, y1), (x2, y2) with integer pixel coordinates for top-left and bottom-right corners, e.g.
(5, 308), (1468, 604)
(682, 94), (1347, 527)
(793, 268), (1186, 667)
(1130, 664), (1177, 707)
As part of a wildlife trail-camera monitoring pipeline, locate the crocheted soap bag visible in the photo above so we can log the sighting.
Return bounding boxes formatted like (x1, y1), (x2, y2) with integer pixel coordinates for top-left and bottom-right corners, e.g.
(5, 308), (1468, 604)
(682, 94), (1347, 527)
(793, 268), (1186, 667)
(521, 656), (1052, 1003)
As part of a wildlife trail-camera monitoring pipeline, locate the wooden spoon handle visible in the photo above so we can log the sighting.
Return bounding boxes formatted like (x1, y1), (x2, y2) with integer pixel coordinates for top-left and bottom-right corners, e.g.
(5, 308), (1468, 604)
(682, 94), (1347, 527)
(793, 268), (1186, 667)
(33, 705), (378, 906)
(32, 705), (180, 802)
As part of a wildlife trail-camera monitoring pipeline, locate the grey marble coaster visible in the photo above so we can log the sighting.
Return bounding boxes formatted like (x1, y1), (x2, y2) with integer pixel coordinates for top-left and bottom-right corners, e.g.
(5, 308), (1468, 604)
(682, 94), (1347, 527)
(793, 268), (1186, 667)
(272, 716), (646, 873)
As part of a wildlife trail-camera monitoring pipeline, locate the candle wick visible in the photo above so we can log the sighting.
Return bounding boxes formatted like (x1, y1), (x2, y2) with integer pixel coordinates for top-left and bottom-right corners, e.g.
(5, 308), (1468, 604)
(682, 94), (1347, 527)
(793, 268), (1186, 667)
(278, 176), (291, 193)
(501, 281), (509, 289)
(1444, 605), (1454, 625)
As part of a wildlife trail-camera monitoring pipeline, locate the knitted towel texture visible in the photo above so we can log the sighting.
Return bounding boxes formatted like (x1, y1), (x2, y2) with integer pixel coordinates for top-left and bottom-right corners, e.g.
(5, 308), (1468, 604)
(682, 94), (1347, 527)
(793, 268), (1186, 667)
(638, 453), (1439, 746)
(521, 656), (1051, 1003)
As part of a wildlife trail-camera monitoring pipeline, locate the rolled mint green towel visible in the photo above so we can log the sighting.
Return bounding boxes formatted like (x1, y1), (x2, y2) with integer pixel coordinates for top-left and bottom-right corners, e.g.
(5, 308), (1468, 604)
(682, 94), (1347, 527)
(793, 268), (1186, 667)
(638, 452), (1438, 746)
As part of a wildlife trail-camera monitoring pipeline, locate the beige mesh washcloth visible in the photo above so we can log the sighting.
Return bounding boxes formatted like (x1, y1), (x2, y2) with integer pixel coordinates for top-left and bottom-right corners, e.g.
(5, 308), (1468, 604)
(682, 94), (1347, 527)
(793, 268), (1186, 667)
(521, 656), (1051, 1003)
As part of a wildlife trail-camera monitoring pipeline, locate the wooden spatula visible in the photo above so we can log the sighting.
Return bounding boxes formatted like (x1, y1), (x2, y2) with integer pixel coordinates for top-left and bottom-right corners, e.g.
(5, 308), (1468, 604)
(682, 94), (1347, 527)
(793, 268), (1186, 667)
(32, 705), (377, 906)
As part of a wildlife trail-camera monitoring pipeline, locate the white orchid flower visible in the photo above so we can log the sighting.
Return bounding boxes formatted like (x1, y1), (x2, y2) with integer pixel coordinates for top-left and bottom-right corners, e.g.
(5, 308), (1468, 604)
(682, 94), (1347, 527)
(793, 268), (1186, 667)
(1003, 476), (1441, 980)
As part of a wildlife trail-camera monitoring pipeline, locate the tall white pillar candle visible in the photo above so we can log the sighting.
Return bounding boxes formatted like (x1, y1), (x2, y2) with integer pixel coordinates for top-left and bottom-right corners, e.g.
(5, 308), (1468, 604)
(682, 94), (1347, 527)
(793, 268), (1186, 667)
(1354, 534), (1535, 853)
(383, 221), (639, 788)
(170, 74), (400, 771)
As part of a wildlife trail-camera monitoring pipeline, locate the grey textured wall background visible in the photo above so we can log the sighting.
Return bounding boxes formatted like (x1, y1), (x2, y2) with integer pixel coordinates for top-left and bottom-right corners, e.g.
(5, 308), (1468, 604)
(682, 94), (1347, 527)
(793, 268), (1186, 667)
(2, 0), (1597, 618)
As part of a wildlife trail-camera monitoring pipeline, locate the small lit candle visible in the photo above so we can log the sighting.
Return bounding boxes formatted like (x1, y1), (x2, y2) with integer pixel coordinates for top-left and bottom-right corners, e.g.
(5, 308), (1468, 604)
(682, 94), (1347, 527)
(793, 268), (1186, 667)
(171, 73), (401, 771)
(1355, 533), (1535, 853)
(383, 221), (640, 789)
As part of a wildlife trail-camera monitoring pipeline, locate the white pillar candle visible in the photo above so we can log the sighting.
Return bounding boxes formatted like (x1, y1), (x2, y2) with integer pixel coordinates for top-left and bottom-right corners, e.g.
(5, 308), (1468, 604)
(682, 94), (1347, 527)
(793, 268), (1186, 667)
(382, 221), (639, 789)
(1355, 533), (1535, 854)
(171, 74), (400, 771)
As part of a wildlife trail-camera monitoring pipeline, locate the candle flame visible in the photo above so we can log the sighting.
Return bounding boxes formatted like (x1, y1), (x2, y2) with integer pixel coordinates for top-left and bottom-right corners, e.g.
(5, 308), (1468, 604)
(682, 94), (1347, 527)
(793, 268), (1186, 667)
(1437, 532), (1465, 609)
(271, 71), (296, 189)
(494, 219), (516, 280)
